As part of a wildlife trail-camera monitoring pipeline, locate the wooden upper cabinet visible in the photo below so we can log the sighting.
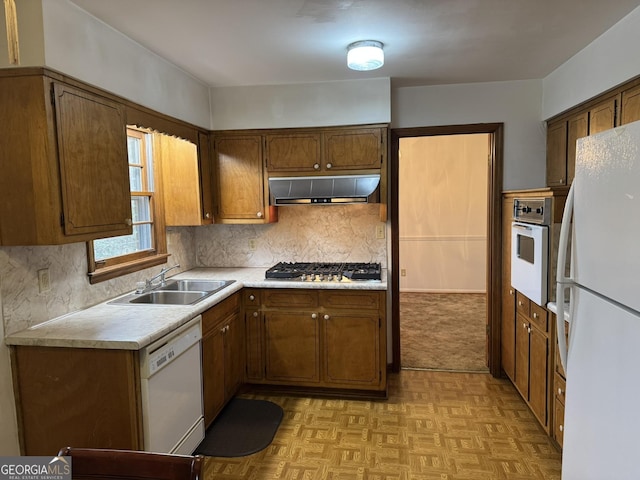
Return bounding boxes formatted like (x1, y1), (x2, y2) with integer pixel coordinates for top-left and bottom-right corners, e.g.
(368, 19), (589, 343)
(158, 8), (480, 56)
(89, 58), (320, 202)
(566, 112), (588, 185)
(265, 132), (321, 172)
(157, 131), (213, 226)
(621, 84), (640, 125)
(588, 96), (619, 135)
(213, 134), (276, 223)
(264, 125), (385, 174)
(323, 127), (383, 171)
(546, 121), (567, 186)
(54, 83), (131, 237)
(0, 70), (132, 245)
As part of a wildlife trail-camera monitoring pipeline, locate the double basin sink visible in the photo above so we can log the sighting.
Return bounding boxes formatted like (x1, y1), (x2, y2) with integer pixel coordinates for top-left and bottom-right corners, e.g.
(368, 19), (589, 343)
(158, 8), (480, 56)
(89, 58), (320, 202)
(109, 279), (235, 306)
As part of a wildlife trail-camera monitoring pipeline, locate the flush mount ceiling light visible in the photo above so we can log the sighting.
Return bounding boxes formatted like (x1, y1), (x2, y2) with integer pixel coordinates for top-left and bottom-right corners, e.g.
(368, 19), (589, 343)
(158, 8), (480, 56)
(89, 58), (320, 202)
(347, 40), (384, 71)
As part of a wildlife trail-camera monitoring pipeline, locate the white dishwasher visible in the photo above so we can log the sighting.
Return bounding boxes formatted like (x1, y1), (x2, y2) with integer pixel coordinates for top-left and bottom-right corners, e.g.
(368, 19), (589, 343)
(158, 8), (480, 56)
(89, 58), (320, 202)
(139, 315), (204, 454)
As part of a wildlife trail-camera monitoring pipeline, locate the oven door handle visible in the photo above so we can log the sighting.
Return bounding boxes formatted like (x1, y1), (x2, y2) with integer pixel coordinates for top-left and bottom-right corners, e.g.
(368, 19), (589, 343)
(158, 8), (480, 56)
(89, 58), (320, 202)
(512, 223), (533, 231)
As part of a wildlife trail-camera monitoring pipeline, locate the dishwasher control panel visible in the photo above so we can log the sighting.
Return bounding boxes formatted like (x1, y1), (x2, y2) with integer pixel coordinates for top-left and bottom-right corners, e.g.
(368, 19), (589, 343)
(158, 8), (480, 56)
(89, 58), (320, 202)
(140, 315), (202, 378)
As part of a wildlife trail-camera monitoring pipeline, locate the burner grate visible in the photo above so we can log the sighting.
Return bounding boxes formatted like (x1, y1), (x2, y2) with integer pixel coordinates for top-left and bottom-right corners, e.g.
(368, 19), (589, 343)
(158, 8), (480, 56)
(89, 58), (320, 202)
(265, 262), (381, 281)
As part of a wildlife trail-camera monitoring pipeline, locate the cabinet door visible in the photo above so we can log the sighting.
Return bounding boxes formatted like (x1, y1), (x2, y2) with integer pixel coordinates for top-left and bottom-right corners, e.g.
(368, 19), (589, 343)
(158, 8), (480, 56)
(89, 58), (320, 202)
(323, 128), (382, 171)
(546, 121), (568, 186)
(553, 397), (565, 448)
(53, 83), (131, 237)
(157, 133), (202, 226)
(621, 84), (640, 125)
(213, 135), (268, 221)
(323, 313), (381, 387)
(529, 325), (549, 425)
(224, 313), (245, 397)
(514, 316), (530, 399)
(245, 310), (264, 381)
(197, 131), (214, 223)
(265, 133), (321, 172)
(202, 327), (225, 427)
(264, 311), (320, 383)
(588, 96), (618, 135)
(501, 197), (515, 380)
(566, 112), (588, 185)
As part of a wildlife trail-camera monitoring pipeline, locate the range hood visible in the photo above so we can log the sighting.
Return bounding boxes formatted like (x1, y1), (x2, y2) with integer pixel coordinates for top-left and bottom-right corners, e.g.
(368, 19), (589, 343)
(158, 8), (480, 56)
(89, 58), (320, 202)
(269, 174), (380, 205)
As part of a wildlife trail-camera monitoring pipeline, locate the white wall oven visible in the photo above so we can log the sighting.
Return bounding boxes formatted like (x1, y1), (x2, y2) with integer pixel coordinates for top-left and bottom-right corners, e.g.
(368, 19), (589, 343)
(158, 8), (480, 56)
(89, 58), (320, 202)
(511, 198), (551, 306)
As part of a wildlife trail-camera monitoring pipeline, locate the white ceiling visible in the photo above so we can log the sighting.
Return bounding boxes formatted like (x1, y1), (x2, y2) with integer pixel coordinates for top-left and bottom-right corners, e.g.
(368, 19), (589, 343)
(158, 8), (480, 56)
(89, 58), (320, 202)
(69, 0), (640, 88)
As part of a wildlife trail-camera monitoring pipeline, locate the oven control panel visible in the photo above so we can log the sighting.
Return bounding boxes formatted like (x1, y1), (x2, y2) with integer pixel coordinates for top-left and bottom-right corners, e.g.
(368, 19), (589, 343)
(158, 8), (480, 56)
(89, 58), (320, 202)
(513, 197), (551, 225)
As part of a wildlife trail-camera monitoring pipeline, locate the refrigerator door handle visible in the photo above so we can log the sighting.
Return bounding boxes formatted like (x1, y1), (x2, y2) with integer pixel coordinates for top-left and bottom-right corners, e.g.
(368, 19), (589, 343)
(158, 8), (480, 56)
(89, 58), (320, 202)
(556, 181), (575, 371)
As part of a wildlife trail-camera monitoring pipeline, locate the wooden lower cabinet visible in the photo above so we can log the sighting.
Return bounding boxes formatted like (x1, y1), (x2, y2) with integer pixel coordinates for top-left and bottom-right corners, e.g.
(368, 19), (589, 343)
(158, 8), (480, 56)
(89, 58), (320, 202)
(513, 292), (551, 430)
(244, 288), (386, 394)
(552, 313), (568, 448)
(201, 292), (243, 427)
(264, 311), (320, 383)
(10, 346), (142, 455)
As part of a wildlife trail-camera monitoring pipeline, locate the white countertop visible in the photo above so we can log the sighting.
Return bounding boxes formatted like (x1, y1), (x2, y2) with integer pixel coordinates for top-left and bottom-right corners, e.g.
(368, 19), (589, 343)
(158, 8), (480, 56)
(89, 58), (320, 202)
(5, 267), (387, 350)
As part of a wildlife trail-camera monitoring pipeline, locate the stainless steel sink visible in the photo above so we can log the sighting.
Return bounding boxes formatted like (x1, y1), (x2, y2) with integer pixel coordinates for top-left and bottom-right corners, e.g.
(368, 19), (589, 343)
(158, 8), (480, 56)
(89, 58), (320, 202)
(157, 279), (233, 293)
(108, 279), (235, 305)
(128, 290), (209, 305)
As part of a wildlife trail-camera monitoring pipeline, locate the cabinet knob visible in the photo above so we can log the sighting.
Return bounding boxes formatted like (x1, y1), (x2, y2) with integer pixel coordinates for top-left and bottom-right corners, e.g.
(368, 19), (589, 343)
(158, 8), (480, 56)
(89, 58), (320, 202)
(252, 311), (258, 318)
(558, 387), (563, 395)
(523, 322), (527, 328)
(527, 327), (531, 333)
(249, 294), (255, 301)
(533, 312), (538, 319)
(509, 289), (514, 295)
(326, 163), (333, 169)
(257, 212), (263, 218)
(125, 218), (132, 226)
(559, 425), (563, 432)
(324, 314), (330, 320)
(311, 313), (317, 319)
(313, 163), (320, 170)
(518, 300), (523, 306)
(205, 212), (211, 219)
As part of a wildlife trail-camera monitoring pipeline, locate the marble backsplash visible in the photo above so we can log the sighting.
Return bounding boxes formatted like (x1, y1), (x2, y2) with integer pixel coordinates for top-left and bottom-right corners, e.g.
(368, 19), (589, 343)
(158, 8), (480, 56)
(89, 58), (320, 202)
(1, 205), (387, 336)
(196, 204), (387, 268)
(0, 228), (196, 336)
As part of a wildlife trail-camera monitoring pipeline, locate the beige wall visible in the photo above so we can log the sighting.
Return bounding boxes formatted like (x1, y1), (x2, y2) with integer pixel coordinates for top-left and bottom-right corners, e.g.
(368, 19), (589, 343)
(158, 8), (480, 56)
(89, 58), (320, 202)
(399, 134), (488, 293)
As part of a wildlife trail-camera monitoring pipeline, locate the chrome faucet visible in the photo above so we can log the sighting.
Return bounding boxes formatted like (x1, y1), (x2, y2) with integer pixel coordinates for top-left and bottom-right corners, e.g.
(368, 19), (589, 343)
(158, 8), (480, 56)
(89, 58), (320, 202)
(138, 264), (180, 292)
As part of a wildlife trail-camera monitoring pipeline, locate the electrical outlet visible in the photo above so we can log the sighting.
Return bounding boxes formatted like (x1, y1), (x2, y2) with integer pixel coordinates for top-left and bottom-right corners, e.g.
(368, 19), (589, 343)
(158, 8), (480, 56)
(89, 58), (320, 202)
(375, 224), (385, 239)
(401, 269), (407, 277)
(248, 239), (257, 251)
(38, 268), (51, 293)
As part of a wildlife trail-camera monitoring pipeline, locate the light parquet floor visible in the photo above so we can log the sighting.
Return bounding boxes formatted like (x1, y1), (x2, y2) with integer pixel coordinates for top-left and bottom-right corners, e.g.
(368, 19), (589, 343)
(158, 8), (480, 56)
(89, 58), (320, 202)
(203, 370), (561, 480)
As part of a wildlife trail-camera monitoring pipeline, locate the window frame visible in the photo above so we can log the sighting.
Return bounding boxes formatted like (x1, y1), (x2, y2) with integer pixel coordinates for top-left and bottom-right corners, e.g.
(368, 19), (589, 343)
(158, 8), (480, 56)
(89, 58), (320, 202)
(87, 127), (168, 284)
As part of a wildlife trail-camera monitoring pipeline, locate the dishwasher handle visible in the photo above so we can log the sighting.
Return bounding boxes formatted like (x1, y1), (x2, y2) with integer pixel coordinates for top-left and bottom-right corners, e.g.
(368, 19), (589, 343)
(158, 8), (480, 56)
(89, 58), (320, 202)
(140, 315), (202, 379)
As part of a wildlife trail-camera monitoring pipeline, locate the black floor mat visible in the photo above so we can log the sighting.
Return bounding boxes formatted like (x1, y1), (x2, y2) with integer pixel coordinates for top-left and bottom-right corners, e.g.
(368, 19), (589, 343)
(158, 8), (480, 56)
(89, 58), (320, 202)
(194, 398), (284, 457)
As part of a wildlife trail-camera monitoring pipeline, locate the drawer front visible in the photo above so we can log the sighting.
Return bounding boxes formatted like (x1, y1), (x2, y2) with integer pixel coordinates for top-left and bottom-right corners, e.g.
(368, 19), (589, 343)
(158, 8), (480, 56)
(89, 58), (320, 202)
(262, 289), (318, 308)
(319, 290), (382, 310)
(516, 292), (531, 318)
(243, 289), (261, 308)
(202, 293), (240, 334)
(554, 372), (566, 405)
(530, 302), (548, 332)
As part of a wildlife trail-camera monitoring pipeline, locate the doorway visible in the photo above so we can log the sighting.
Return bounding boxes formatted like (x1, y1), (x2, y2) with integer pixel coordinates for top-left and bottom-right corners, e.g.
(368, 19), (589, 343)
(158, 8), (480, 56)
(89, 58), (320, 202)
(399, 134), (489, 371)
(390, 124), (504, 377)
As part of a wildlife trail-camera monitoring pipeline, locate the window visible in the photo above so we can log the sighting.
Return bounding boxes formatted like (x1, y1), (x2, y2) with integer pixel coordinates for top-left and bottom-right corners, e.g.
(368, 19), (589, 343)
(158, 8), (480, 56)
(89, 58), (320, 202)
(88, 127), (168, 283)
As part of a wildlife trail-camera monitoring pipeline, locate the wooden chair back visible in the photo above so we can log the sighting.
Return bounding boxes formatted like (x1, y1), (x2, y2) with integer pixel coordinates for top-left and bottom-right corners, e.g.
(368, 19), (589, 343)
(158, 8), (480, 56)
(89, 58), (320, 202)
(57, 447), (204, 480)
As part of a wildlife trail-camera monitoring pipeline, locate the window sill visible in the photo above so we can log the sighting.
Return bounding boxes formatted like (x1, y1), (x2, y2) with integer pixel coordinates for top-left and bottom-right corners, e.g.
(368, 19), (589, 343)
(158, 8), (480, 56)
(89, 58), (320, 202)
(88, 253), (170, 284)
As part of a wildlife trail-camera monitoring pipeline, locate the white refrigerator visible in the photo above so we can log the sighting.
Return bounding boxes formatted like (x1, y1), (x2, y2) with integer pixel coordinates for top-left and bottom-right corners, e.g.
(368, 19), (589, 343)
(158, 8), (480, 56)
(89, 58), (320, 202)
(556, 119), (640, 479)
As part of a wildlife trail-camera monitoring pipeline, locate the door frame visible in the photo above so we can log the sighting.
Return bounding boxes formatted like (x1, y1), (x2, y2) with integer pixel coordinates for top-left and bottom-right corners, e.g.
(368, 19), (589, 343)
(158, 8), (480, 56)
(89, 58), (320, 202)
(389, 123), (504, 377)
